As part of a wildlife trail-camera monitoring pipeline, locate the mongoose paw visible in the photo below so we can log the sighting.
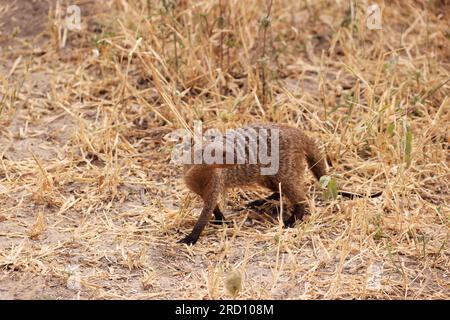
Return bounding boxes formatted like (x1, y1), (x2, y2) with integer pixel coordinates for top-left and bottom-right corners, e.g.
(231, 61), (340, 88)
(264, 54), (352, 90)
(283, 218), (297, 228)
(178, 235), (198, 245)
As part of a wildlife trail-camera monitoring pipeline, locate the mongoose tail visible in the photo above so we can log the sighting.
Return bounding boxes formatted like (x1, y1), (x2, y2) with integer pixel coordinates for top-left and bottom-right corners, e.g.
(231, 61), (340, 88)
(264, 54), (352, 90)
(303, 135), (382, 199)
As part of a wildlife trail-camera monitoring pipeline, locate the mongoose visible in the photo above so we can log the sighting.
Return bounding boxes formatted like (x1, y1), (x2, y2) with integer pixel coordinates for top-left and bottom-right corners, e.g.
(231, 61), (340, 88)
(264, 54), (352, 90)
(178, 123), (381, 245)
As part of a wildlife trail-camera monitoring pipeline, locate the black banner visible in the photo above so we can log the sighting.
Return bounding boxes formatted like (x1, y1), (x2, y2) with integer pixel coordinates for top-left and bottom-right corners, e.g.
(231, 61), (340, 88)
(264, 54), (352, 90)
(0, 300), (442, 319)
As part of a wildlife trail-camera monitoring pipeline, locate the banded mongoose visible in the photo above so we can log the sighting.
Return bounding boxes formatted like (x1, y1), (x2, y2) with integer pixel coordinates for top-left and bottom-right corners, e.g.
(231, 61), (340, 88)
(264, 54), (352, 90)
(178, 123), (381, 245)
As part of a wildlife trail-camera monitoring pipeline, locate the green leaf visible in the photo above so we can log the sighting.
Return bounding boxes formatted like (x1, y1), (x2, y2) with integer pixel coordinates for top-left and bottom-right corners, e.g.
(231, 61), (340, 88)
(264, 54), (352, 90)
(328, 178), (338, 200)
(387, 122), (395, 137)
(320, 176), (338, 200)
(274, 234), (280, 243)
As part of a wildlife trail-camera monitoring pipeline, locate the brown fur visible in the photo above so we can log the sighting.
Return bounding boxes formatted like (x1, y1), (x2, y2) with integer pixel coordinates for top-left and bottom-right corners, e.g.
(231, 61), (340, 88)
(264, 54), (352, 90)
(179, 123), (380, 245)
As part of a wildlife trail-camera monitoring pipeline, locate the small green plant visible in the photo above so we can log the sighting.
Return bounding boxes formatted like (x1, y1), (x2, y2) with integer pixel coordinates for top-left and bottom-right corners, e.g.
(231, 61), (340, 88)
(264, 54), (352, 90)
(319, 175), (338, 200)
(386, 122), (395, 137)
(403, 122), (412, 168)
(386, 241), (403, 276)
(374, 213), (383, 241)
(274, 234), (280, 244)
(418, 235), (428, 259)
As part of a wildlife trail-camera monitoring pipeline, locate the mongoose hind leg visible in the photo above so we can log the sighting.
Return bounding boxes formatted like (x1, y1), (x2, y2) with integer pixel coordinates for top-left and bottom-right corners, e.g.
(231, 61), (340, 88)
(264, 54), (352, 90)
(247, 192), (280, 207)
(212, 206), (226, 225)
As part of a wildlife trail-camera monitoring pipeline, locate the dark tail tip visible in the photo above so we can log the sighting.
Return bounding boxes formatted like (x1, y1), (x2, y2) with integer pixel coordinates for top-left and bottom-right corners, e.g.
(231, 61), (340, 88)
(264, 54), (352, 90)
(338, 190), (383, 199)
(368, 191), (383, 198)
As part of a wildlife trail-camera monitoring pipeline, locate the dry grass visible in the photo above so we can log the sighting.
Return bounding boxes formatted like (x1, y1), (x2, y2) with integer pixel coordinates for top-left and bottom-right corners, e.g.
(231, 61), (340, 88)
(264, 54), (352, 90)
(0, 0), (448, 299)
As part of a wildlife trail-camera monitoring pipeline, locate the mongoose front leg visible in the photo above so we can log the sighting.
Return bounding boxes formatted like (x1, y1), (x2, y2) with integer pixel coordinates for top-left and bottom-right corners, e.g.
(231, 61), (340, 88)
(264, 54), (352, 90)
(178, 204), (215, 245)
(247, 192), (280, 207)
(282, 184), (309, 228)
(179, 204), (227, 244)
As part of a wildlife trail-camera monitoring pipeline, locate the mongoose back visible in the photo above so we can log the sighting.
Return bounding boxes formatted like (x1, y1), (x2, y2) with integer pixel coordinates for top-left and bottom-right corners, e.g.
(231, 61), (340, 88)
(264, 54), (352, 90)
(179, 123), (381, 245)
